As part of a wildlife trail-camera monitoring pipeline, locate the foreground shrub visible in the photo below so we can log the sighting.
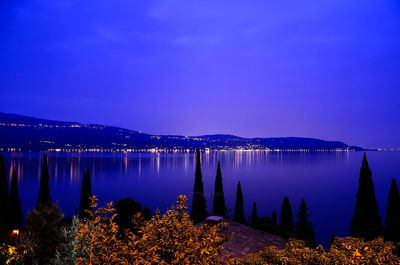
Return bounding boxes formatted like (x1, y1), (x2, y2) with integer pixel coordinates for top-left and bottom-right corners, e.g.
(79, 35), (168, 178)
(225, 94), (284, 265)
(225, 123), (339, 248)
(0, 244), (17, 265)
(74, 196), (128, 265)
(16, 204), (70, 265)
(238, 237), (400, 265)
(53, 217), (79, 265)
(75, 195), (232, 265)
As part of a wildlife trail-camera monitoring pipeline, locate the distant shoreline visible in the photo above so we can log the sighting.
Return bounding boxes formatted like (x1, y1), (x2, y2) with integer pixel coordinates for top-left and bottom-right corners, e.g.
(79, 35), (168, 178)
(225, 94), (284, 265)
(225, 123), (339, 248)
(0, 112), (368, 152)
(0, 148), (378, 154)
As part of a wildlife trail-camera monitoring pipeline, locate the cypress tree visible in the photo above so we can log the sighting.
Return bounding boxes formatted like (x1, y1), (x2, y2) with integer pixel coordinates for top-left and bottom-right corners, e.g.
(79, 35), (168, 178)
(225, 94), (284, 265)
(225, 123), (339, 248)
(330, 233), (336, 247)
(280, 196), (294, 234)
(0, 154), (8, 201)
(295, 198), (316, 247)
(271, 210), (277, 226)
(8, 167), (23, 230)
(191, 149), (207, 224)
(384, 178), (400, 242)
(212, 161), (226, 217)
(308, 224), (316, 247)
(250, 201), (258, 226)
(350, 153), (382, 240)
(0, 155), (8, 236)
(79, 166), (92, 220)
(36, 154), (51, 209)
(233, 181), (246, 224)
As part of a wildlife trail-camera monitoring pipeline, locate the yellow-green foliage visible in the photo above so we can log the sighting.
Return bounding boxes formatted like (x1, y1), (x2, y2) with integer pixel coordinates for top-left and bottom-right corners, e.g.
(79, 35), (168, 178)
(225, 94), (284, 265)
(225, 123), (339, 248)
(0, 244), (17, 265)
(238, 237), (400, 265)
(74, 195), (232, 265)
(74, 195), (127, 264)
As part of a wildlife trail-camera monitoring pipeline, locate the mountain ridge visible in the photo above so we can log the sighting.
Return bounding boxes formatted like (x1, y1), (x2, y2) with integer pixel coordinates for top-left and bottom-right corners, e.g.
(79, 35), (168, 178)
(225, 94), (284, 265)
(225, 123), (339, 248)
(0, 112), (366, 152)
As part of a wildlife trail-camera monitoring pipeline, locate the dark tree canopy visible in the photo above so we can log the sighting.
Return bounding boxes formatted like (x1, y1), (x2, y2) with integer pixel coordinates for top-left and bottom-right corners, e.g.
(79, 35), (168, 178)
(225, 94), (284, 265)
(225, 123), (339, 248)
(295, 198), (316, 247)
(36, 154), (51, 209)
(250, 201), (258, 226)
(384, 178), (400, 242)
(0, 154), (8, 201)
(233, 181), (246, 224)
(142, 206), (152, 221)
(212, 161), (226, 217)
(8, 167), (23, 230)
(79, 166), (92, 221)
(23, 204), (68, 265)
(280, 196), (294, 234)
(191, 149), (207, 224)
(351, 153), (382, 240)
(271, 210), (277, 226)
(115, 197), (143, 235)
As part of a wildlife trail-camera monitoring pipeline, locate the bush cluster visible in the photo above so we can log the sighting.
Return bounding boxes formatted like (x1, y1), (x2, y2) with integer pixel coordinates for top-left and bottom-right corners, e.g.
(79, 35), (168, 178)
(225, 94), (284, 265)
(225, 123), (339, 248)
(238, 237), (400, 265)
(1, 195), (232, 265)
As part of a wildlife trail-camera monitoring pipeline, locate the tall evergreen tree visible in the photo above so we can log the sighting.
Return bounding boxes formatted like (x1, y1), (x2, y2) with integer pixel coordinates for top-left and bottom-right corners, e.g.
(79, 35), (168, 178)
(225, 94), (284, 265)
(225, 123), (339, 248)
(0, 155), (8, 236)
(0, 154), (8, 201)
(384, 178), (400, 242)
(79, 166), (92, 220)
(8, 167), (23, 230)
(233, 181), (246, 224)
(280, 196), (294, 234)
(212, 161), (226, 217)
(351, 153), (382, 240)
(308, 224), (316, 247)
(330, 233), (336, 247)
(271, 210), (277, 226)
(295, 198), (316, 247)
(36, 154), (51, 209)
(250, 201), (258, 226)
(191, 149), (207, 224)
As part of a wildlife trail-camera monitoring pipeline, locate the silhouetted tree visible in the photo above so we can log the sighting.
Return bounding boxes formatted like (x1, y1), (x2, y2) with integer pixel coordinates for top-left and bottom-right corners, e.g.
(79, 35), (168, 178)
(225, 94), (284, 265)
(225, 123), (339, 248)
(8, 167), (23, 230)
(191, 149), (207, 224)
(234, 181), (246, 224)
(309, 224), (316, 247)
(280, 196), (294, 234)
(212, 162), (226, 217)
(384, 178), (400, 242)
(330, 233), (336, 248)
(0, 155), (8, 237)
(250, 201), (258, 226)
(115, 197), (142, 235)
(271, 210), (277, 226)
(79, 166), (92, 220)
(142, 206), (152, 221)
(295, 198), (316, 247)
(351, 153), (382, 240)
(21, 204), (68, 264)
(36, 154), (51, 209)
(0, 154), (8, 201)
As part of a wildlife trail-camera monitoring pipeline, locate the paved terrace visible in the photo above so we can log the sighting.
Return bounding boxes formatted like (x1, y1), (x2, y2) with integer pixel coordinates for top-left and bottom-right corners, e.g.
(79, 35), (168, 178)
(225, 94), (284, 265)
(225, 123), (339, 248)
(220, 220), (287, 259)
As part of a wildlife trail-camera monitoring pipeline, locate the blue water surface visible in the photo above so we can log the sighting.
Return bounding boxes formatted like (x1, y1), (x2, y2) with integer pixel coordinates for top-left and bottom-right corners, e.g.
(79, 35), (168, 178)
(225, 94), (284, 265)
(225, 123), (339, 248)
(3, 150), (400, 247)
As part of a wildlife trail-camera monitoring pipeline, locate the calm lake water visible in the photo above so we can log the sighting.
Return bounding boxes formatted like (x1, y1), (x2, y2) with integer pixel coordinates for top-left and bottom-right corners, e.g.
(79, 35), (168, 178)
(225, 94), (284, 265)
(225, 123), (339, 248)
(3, 151), (400, 247)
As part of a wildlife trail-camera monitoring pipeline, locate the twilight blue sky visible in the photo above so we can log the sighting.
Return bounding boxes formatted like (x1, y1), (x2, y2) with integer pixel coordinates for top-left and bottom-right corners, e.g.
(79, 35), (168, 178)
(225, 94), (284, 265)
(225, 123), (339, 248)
(1, 0), (399, 148)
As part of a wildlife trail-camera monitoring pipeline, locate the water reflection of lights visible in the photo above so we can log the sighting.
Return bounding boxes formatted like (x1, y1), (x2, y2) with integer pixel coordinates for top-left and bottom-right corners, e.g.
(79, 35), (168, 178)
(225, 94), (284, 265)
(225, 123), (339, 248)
(184, 153), (188, 172)
(138, 155), (142, 179)
(124, 156), (128, 176)
(157, 154), (160, 174)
